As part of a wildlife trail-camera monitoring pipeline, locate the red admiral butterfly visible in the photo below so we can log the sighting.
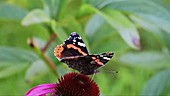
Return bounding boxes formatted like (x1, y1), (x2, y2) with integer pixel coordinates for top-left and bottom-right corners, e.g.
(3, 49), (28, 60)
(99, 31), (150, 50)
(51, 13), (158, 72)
(54, 32), (114, 75)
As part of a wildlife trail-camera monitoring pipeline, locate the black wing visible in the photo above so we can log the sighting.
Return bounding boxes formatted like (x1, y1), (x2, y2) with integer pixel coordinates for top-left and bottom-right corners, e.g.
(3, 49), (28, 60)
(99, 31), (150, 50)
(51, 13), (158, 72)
(89, 52), (114, 66)
(63, 32), (89, 55)
(60, 52), (114, 75)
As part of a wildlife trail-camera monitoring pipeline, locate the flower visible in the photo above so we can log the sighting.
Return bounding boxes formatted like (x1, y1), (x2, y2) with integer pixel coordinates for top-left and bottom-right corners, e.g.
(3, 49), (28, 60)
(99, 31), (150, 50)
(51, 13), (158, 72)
(25, 73), (100, 96)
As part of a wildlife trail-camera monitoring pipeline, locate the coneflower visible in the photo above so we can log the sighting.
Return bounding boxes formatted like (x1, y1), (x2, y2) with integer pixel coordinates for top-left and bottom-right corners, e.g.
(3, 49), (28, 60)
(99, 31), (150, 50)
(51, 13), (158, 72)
(25, 73), (100, 96)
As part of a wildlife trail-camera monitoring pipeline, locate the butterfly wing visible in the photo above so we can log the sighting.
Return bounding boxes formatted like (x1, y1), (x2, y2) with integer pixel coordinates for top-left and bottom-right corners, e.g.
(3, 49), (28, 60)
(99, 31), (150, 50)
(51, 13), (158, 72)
(60, 52), (114, 75)
(64, 32), (89, 55)
(54, 32), (88, 60)
(89, 52), (114, 66)
(54, 32), (114, 75)
(60, 55), (99, 75)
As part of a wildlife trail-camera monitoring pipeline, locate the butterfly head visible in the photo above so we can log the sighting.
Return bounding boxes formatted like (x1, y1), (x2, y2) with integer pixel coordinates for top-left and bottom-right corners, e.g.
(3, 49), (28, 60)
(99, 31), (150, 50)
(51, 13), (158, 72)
(69, 32), (81, 42)
(70, 32), (79, 37)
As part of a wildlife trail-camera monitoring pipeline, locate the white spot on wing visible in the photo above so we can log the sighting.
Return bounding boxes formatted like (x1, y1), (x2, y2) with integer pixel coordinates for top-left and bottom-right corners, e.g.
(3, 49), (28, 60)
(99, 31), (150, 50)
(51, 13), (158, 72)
(100, 55), (103, 57)
(78, 42), (86, 47)
(78, 36), (81, 39)
(73, 39), (76, 42)
(103, 57), (110, 60)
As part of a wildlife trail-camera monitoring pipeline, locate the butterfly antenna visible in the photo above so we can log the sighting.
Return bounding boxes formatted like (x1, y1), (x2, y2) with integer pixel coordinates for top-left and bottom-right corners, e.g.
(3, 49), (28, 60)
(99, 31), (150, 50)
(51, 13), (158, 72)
(100, 69), (119, 74)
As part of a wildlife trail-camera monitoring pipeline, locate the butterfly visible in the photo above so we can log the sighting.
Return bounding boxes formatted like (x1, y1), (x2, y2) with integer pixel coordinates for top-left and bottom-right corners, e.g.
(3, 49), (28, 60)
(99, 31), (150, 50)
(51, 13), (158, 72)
(54, 32), (114, 75)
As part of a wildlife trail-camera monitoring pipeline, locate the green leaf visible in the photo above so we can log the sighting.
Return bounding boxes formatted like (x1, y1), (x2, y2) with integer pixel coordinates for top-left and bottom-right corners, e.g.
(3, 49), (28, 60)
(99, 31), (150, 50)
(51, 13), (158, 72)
(129, 15), (161, 35)
(21, 9), (50, 26)
(51, 20), (68, 41)
(162, 32), (170, 51)
(0, 21), (49, 48)
(41, 0), (81, 20)
(0, 3), (26, 20)
(141, 69), (170, 95)
(139, 29), (164, 50)
(57, 0), (81, 19)
(0, 47), (38, 63)
(0, 47), (40, 78)
(60, 15), (82, 33)
(85, 14), (105, 36)
(0, 63), (28, 79)
(77, 3), (95, 19)
(130, 15), (165, 50)
(88, 5), (140, 49)
(40, 0), (59, 18)
(119, 51), (170, 69)
(101, 0), (170, 34)
(25, 60), (49, 82)
(86, 20), (129, 53)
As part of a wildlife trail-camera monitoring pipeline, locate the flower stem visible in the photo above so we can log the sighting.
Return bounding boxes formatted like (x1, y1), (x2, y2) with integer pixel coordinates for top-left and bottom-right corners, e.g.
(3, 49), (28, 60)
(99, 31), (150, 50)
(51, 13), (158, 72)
(28, 34), (58, 77)
(41, 33), (57, 53)
(40, 51), (58, 77)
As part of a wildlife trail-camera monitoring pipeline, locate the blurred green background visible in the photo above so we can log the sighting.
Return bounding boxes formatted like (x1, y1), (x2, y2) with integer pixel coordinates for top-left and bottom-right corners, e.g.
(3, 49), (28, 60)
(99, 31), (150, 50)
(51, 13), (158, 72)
(0, 0), (170, 95)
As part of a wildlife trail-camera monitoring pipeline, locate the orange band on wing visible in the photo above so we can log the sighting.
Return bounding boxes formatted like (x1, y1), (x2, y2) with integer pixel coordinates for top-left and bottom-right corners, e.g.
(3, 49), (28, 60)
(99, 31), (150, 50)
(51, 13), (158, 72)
(67, 44), (87, 56)
(92, 57), (96, 60)
(92, 57), (104, 65)
(54, 44), (64, 58)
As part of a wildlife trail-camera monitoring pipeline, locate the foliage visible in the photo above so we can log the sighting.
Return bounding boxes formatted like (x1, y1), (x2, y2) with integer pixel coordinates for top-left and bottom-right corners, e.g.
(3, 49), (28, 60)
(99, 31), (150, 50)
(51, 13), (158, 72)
(0, 0), (170, 95)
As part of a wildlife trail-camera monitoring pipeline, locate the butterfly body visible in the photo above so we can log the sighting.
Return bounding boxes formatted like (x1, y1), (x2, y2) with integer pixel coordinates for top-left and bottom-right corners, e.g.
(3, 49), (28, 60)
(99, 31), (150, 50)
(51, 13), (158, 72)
(54, 32), (114, 75)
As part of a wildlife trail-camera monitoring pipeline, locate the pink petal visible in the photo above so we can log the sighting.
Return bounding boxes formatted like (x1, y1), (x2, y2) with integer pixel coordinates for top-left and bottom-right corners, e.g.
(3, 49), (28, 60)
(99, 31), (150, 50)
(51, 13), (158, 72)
(30, 89), (56, 96)
(25, 83), (58, 96)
